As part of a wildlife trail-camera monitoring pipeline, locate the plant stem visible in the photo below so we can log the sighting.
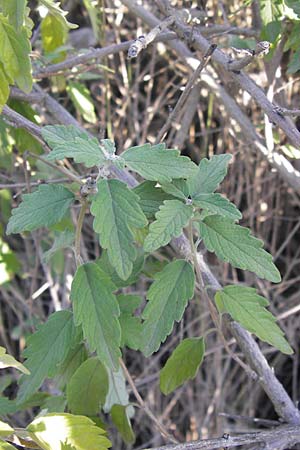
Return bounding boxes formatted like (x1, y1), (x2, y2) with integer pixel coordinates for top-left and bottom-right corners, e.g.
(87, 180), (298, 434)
(75, 198), (88, 267)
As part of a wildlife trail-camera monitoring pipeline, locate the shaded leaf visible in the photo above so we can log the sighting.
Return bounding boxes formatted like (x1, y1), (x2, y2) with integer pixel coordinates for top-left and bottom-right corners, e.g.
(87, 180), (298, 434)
(27, 413), (111, 450)
(67, 357), (108, 416)
(141, 260), (195, 356)
(215, 286), (293, 354)
(117, 295), (142, 350)
(111, 405), (135, 444)
(71, 262), (121, 370)
(160, 337), (205, 395)
(7, 184), (74, 235)
(122, 143), (197, 183)
(17, 311), (80, 403)
(133, 181), (174, 219)
(144, 200), (193, 252)
(43, 230), (74, 263)
(187, 154), (232, 197)
(0, 441), (15, 450)
(198, 215), (281, 283)
(91, 179), (147, 280)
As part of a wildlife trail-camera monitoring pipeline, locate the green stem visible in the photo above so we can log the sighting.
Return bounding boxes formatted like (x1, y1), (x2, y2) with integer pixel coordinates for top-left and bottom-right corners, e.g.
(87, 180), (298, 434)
(75, 198), (88, 267)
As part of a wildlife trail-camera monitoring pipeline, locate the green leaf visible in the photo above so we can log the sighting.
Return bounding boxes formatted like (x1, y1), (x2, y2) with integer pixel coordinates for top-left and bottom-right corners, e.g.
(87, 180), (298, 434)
(0, 441), (16, 450)
(55, 343), (87, 390)
(43, 230), (74, 263)
(0, 420), (13, 437)
(198, 215), (281, 283)
(71, 262), (121, 370)
(17, 311), (80, 403)
(42, 124), (89, 147)
(144, 200), (193, 252)
(103, 367), (130, 413)
(0, 346), (29, 374)
(67, 81), (97, 124)
(0, 397), (17, 415)
(38, 1), (78, 30)
(122, 143), (197, 183)
(215, 286), (293, 354)
(96, 249), (144, 288)
(160, 337), (205, 395)
(187, 154), (232, 197)
(6, 184), (74, 235)
(111, 405), (135, 444)
(27, 413), (111, 450)
(0, 0), (26, 30)
(91, 179), (147, 280)
(259, 0), (284, 24)
(133, 181), (175, 219)
(287, 48), (300, 74)
(193, 193), (242, 221)
(0, 14), (32, 93)
(67, 357), (108, 416)
(160, 179), (189, 200)
(285, 0), (300, 15)
(0, 65), (9, 109)
(42, 395), (67, 413)
(117, 295), (142, 350)
(141, 260), (195, 356)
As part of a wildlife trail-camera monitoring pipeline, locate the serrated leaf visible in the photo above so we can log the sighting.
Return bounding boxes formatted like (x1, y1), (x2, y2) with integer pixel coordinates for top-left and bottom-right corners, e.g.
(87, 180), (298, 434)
(215, 286), (293, 354)
(27, 413), (111, 450)
(160, 337), (205, 395)
(67, 357), (108, 416)
(198, 215), (281, 283)
(160, 179), (189, 200)
(141, 260), (195, 356)
(71, 262), (121, 370)
(38, 1), (78, 30)
(0, 0), (26, 30)
(42, 124), (89, 147)
(117, 295), (142, 350)
(122, 143), (197, 183)
(43, 230), (74, 263)
(7, 184), (74, 235)
(193, 193), (242, 220)
(67, 81), (97, 124)
(91, 179), (147, 280)
(0, 420), (13, 437)
(144, 200), (193, 253)
(0, 14), (32, 93)
(96, 249), (144, 288)
(17, 311), (80, 404)
(133, 181), (175, 219)
(0, 346), (29, 374)
(111, 405), (135, 444)
(187, 154), (232, 197)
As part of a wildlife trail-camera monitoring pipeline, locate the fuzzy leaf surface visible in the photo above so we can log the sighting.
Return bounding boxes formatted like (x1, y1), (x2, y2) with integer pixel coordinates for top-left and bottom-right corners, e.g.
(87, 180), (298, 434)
(141, 260), (195, 356)
(17, 311), (79, 403)
(193, 193), (242, 220)
(91, 179), (147, 280)
(27, 413), (111, 450)
(160, 337), (205, 395)
(122, 143), (197, 182)
(71, 262), (121, 370)
(67, 357), (108, 416)
(198, 215), (281, 282)
(42, 125), (89, 147)
(144, 200), (193, 252)
(215, 286), (293, 354)
(187, 154), (232, 197)
(7, 184), (74, 234)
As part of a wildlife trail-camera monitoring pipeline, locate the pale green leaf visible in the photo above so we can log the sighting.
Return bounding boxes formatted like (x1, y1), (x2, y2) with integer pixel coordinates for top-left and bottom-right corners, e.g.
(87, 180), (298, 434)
(141, 260), (195, 356)
(193, 193), (242, 220)
(103, 367), (130, 413)
(6, 184), (74, 234)
(41, 124), (89, 147)
(67, 81), (97, 124)
(91, 179), (148, 280)
(0, 346), (29, 374)
(71, 262), (121, 370)
(187, 154), (232, 197)
(160, 337), (205, 395)
(111, 405), (135, 444)
(67, 357), (108, 416)
(122, 143), (198, 183)
(0, 14), (32, 92)
(144, 200), (193, 252)
(38, 1), (78, 30)
(96, 249), (144, 288)
(0, 420), (13, 437)
(0, 64), (9, 110)
(1, 0), (27, 29)
(117, 295), (142, 350)
(41, 13), (67, 55)
(260, 0), (284, 24)
(27, 413), (111, 450)
(0, 441), (15, 450)
(160, 179), (189, 200)
(0, 397), (17, 415)
(133, 181), (174, 219)
(17, 311), (80, 403)
(198, 215), (281, 283)
(215, 286), (293, 354)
